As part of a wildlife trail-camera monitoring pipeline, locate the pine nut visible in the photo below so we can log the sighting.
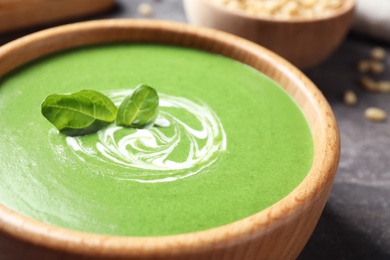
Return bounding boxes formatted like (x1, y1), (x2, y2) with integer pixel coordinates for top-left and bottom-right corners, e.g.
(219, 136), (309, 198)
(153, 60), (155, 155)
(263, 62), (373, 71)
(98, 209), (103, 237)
(212, 0), (346, 19)
(343, 90), (357, 106)
(356, 60), (371, 73)
(359, 76), (377, 92)
(369, 61), (385, 75)
(365, 107), (387, 122)
(371, 47), (386, 61)
(377, 81), (390, 93)
(138, 3), (153, 17)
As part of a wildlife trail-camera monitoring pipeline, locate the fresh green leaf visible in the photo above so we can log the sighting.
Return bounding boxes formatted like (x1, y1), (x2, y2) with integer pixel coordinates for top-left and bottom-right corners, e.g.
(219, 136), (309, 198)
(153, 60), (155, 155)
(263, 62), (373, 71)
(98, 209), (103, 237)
(116, 84), (159, 128)
(41, 90), (117, 136)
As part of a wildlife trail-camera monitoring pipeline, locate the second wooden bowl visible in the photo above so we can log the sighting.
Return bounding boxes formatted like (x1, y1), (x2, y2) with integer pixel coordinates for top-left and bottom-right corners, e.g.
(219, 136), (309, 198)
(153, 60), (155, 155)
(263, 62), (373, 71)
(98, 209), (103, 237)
(184, 0), (356, 69)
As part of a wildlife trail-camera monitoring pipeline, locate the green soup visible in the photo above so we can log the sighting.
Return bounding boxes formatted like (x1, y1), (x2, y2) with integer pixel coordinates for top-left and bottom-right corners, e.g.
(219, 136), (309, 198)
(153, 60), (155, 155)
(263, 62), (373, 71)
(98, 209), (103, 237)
(0, 44), (313, 236)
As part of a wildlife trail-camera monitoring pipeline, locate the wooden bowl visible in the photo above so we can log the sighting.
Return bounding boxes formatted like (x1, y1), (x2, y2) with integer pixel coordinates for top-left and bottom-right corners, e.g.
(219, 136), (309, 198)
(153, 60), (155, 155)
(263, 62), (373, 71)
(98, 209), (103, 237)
(0, 19), (340, 259)
(0, 0), (114, 34)
(183, 0), (356, 69)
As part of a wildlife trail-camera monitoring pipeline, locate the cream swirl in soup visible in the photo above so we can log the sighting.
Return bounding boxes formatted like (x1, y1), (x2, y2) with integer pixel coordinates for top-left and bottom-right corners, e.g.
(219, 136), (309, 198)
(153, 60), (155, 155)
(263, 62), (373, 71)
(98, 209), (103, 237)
(61, 89), (227, 183)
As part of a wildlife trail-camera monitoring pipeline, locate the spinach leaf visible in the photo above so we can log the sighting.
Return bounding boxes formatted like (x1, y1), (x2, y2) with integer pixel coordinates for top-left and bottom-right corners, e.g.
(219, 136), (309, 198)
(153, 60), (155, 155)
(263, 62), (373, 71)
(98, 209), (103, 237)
(116, 84), (159, 128)
(41, 90), (117, 136)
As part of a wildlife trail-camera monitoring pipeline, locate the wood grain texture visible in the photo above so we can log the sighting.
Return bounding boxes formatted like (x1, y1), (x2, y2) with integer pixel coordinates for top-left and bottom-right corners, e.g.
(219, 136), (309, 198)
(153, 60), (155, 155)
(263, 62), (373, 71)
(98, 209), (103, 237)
(0, 0), (114, 34)
(183, 0), (356, 69)
(0, 19), (340, 259)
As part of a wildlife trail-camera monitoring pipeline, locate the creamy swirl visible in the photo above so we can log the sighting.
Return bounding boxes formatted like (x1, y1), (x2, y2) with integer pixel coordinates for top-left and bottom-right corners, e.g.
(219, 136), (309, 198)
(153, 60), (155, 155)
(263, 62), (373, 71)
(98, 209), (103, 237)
(60, 89), (227, 183)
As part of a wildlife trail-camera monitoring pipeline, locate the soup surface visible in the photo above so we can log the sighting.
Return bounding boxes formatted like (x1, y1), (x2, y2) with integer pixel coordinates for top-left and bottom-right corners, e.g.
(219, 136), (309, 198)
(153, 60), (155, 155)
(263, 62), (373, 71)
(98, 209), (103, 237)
(0, 44), (313, 236)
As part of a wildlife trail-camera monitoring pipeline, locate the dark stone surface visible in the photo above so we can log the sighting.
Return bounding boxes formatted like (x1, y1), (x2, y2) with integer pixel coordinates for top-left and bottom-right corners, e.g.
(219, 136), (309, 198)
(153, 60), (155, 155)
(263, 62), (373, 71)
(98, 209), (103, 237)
(300, 34), (390, 260)
(1, 1), (389, 259)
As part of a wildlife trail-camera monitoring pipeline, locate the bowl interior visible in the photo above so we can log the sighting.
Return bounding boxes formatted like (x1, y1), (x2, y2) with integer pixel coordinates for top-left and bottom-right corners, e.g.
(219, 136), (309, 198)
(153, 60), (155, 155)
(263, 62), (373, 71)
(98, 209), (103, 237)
(199, 0), (356, 22)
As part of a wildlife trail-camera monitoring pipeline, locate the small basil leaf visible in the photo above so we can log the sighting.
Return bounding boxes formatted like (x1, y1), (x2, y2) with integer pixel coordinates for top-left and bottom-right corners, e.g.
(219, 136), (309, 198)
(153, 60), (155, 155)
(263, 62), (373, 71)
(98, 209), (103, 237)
(41, 90), (117, 136)
(116, 84), (159, 128)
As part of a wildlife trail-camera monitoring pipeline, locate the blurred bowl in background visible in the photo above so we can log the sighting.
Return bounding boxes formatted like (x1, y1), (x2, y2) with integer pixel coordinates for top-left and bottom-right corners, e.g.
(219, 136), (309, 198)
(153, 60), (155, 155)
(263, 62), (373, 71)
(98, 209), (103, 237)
(0, 0), (114, 34)
(183, 0), (356, 69)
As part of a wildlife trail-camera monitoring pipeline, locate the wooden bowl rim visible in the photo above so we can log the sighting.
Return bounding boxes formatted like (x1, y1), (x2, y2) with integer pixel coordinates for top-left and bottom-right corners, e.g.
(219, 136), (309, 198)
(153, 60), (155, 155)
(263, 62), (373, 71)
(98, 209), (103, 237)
(0, 19), (340, 257)
(195, 0), (356, 23)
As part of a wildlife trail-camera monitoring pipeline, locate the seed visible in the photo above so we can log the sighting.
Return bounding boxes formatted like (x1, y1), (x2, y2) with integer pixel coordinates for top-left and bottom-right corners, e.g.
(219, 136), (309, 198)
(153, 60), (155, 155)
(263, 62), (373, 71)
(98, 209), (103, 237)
(371, 47), (386, 60)
(213, 0), (345, 19)
(358, 76), (377, 91)
(369, 61), (385, 75)
(138, 3), (153, 17)
(343, 90), (357, 106)
(301, 0), (316, 8)
(365, 107), (387, 122)
(377, 81), (390, 93)
(356, 60), (371, 73)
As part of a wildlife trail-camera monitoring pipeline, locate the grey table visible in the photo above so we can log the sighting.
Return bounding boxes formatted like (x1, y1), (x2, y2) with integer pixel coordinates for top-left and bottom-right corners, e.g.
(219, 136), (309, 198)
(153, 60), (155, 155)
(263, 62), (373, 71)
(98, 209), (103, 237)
(1, 1), (389, 259)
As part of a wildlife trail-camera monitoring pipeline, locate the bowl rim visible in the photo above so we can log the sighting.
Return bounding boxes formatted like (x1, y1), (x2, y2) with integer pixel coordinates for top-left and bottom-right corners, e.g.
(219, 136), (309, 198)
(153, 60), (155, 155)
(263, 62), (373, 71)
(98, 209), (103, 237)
(0, 19), (340, 257)
(195, 0), (356, 23)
